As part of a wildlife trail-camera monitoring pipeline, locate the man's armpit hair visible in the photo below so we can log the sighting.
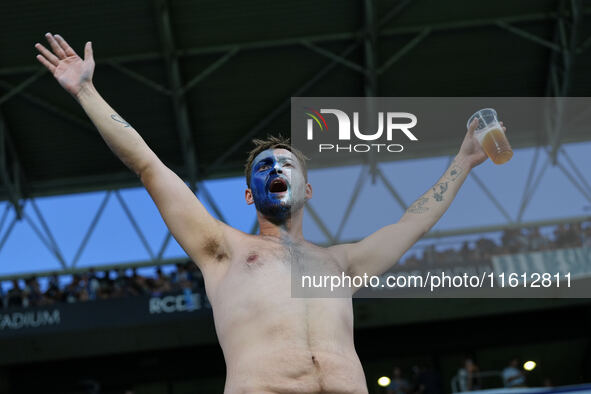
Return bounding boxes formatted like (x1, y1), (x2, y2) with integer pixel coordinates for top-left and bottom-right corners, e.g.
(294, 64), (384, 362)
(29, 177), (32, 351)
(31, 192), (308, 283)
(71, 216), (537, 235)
(202, 237), (229, 262)
(244, 134), (309, 188)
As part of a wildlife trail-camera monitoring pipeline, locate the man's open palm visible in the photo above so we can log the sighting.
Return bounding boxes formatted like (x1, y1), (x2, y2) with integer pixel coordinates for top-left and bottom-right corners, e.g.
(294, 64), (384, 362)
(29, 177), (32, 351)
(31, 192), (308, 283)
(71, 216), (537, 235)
(35, 33), (94, 97)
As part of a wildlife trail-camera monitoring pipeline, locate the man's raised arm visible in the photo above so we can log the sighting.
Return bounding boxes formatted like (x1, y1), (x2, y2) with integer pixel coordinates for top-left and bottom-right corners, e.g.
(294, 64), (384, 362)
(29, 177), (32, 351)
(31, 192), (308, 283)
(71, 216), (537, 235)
(339, 118), (506, 278)
(35, 33), (230, 267)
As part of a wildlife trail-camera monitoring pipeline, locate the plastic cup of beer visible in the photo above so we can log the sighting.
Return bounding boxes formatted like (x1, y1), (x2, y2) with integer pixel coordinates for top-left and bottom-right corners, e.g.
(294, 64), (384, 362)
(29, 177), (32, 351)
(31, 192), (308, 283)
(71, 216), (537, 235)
(467, 108), (513, 165)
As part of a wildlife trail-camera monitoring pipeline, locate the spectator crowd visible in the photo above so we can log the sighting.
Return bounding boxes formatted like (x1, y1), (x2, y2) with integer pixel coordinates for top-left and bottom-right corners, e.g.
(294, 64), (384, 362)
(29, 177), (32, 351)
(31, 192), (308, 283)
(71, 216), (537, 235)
(386, 356), (551, 394)
(0, 262), (204, 310)
(402, 220), (591, 268)
(1, 220), (590, 310)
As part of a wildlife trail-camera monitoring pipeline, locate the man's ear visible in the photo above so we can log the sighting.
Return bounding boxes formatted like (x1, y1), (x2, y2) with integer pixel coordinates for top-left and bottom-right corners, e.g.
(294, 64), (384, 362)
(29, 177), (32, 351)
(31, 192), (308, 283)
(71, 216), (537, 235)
(245, 188), (255, 205)
(305, 183), (313, 200)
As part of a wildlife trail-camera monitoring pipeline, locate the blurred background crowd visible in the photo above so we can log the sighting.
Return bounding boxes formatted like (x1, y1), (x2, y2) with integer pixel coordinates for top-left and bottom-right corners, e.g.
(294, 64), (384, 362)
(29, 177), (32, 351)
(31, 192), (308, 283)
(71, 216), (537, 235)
(0, 262), (204, 309)
(401, 220), (591, 268)
(384, 356), (550, 394)
(1, 220), (589, 310)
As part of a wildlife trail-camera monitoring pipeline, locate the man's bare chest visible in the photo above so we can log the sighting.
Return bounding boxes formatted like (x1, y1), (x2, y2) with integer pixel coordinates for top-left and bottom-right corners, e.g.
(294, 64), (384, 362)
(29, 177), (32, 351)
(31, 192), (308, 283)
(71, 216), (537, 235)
(232, 238), (344, 276)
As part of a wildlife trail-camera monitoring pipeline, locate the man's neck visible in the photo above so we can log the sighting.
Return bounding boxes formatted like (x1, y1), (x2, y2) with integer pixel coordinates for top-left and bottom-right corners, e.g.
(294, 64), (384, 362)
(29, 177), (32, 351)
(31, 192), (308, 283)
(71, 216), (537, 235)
(257, 208), (305, 241)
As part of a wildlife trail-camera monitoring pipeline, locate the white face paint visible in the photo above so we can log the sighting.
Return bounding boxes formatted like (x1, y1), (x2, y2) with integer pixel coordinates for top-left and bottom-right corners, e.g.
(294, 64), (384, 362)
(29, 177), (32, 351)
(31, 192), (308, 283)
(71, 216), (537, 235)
(250, 149), (307, 221)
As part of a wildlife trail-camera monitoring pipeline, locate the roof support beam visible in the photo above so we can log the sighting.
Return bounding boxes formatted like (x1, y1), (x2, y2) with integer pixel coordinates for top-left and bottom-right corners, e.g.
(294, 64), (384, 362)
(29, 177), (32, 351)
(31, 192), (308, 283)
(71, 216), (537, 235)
(470, 172), (514, 223)
(204, 0), (416, 176)
(0, 110), (24, 218)
(107, 62), (172, 96)
(544, 0), (582, 163)
(375, 167), (408, 211)
(300, 40), (366, 75)
(0, 68), (46, 106)
(495, 21), (562, 52)
(203, 42), (360, 175)
(335, 165), (369, 242)
(154, 0), (199, 190)
(28, 198), (67, 268)
(377, 27), (430, 75)
(71, 191), (111, 268)
(181, 47), (240, 95)
(5, 212), (590, 280)
(1, 10), (580, 77)
(559, 147), (591, 197)
(304, 203), (336, 244)
(363, 0), (378, 182)
(0, 79), (97, 135)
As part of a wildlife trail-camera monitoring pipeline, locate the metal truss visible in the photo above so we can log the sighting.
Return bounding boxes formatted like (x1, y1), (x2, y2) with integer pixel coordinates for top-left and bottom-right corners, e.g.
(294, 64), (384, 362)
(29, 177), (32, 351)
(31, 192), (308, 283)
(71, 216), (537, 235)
(544, 0), (583, 163)
(0, 187), (200, 277)
(1, 1), (591, 278)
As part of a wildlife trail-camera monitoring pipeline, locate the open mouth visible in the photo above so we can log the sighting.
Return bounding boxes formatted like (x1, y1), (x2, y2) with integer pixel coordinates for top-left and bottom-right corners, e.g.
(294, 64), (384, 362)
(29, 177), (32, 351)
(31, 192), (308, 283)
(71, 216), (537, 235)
(269, 178), (288, 193)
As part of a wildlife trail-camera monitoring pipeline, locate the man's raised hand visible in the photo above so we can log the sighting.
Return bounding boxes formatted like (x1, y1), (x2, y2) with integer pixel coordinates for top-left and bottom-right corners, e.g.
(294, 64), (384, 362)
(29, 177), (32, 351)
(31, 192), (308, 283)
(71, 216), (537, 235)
(35, 33), (94, 98)
(458, 117), (508, 168)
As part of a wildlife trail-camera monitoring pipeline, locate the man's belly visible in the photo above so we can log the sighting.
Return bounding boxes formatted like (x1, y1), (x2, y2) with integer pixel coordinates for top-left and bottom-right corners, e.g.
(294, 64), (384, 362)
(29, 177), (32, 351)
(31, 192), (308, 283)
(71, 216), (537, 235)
(212, 295), (367, 393)
(224, 346), (368, 394)
(207, 240), (366, 393)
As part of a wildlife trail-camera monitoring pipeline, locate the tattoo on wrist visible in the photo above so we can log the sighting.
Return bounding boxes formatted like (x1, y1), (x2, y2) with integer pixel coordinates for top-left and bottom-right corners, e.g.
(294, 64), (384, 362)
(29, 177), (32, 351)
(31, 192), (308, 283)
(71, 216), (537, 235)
(407, 197), (430, 213)
(432, 182), (448, 202)
(111, 114), (131, 128)
(449, 166), (463, 181)
(448, 159), (464, 182)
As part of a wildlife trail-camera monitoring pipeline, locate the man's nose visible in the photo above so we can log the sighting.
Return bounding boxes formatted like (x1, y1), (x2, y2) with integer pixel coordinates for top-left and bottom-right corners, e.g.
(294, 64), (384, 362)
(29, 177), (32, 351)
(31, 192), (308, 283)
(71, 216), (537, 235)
(272, 163), (283, 173)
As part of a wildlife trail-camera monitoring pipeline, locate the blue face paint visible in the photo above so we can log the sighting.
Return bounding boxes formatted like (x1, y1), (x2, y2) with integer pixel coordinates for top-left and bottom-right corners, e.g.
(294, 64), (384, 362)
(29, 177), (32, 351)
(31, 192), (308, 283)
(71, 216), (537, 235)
(250, 149), (306, 222)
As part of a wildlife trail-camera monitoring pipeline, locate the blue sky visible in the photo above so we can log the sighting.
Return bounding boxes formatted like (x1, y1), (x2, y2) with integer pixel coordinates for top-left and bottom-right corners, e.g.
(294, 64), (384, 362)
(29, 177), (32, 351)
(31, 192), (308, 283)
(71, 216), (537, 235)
(0, 141), (589, 278)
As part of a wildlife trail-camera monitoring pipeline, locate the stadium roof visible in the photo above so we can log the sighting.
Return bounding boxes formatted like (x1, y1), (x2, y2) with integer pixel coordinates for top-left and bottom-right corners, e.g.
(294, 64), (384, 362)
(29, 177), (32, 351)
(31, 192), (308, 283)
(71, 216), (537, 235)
(0, 0), (590, 203)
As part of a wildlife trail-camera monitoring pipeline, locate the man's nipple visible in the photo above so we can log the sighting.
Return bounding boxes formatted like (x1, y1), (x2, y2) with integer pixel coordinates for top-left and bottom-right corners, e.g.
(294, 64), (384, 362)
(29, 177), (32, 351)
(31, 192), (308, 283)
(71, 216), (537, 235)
(246, 253), (258, 263)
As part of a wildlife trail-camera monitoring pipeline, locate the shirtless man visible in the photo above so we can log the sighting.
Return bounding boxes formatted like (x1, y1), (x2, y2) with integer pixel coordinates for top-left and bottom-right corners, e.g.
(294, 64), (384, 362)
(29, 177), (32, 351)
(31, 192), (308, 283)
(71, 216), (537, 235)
(35, 33), (505, 393)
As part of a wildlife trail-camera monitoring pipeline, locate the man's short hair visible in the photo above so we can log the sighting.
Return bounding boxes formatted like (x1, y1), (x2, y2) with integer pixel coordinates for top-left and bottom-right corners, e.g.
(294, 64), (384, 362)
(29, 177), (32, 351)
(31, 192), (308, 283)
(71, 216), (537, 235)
(244, 135), (308, 188)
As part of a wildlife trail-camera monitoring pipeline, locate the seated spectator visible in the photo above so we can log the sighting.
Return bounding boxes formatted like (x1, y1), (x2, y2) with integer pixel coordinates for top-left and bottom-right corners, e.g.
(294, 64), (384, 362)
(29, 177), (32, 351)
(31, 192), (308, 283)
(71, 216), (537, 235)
(403, 253), (421, 268)
(62, 276), (79, 303)
(23, 276), (43, 307)
(130, 267), (149, 295)
(554, 224), (569, 248)
(0, 282), (6, 309)
(172, 262), (193, 291)
(457, 357), (480, 392)
(153, 267), (171, 294)
(475, 238), (497, 259)
(7, 279), (23, 308)
(87, 268), (101, 300)
(502, 357), (526, 388)
(460, 241), (471, 262)
(113, 268), (130, 297)
(98, 270), (114, 299)
(423, 245), (437, 265)
(584, 226), (591, 248)
(526, 227), (548, 251)
(571, 222), (584, 247)
(45, 273), (61, 304)
(502, 229), (527, 253)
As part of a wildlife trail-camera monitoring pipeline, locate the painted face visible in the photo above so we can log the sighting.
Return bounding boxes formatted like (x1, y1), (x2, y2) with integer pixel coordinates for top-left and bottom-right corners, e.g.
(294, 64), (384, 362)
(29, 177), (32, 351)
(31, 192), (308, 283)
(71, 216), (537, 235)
(250, 149), (307, 221)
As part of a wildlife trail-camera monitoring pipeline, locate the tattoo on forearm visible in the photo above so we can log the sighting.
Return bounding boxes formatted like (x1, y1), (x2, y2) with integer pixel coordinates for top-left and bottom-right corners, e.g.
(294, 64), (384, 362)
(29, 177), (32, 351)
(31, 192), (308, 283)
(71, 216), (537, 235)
(432, 182), (449, 202)
(111, 114), (131, 128)
(407, 197), (430, 213)
(448, 161), (464, 182)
